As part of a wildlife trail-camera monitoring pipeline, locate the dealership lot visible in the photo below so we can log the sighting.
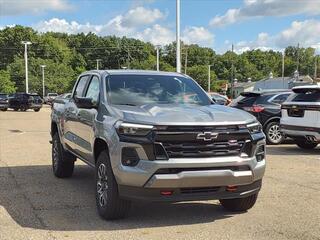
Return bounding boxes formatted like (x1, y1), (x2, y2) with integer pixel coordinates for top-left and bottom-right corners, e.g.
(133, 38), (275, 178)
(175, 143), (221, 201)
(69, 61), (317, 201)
(0, 107), (319, 240)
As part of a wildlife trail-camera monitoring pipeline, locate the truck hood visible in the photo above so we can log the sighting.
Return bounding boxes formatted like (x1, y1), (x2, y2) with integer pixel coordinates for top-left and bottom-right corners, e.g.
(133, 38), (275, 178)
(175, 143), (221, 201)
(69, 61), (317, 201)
(110, 104), (256, 126)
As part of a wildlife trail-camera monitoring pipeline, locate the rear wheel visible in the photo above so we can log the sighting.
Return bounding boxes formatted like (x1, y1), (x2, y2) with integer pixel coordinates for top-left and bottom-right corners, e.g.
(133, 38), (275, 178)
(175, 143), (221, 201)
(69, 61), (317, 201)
(52, 133), (76, 178)
(220, 193), (258, 211)
(95, 150), (131, 220)
(296, 140), (318, 149)
(34, 108), (40, 112)
(0, 108), (7, 111)
(265, 121), (283, 145)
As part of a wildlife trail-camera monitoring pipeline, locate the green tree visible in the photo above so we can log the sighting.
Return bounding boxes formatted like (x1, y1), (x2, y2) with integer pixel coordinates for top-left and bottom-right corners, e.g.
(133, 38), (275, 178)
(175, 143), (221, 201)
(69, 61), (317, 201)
(0, 70), (16, 93)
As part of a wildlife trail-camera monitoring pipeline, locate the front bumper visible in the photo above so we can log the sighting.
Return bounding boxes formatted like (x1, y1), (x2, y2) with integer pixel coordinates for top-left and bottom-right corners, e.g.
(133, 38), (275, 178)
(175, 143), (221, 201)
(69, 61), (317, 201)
(119, 179), (262, 202)
(112, 140), (265, 201)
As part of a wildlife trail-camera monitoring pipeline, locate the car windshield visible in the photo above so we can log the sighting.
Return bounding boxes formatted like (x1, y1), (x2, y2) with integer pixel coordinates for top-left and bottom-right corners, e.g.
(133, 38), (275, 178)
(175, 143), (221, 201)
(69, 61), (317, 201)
(290, 90), (320, 102)
(0, 94), (7, 99)
(106, 74), (211, 106)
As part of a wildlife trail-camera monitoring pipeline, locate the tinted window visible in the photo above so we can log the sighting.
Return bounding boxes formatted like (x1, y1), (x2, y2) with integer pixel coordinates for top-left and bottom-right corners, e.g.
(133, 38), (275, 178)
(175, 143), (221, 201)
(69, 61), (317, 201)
(255, 94), (275, 104)
(74, 76), (89, 97)
(85, 76), (100, 102)
(230, 95), (257, 107)
(291, 91), (320, 102)
(0, 94), (7, 99)
(271, 93), (290, 104)
(106, 75), (211, 106)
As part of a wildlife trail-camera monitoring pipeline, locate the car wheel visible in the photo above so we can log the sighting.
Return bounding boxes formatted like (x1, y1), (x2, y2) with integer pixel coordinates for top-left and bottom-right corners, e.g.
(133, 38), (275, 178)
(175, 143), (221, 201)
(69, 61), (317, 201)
(265, 122), (283, 145)
(34, 108), (40, 112)
(14, 108), (19, 111)
(1, 108), (7, 111)
(95, 150), (131, 220)
(296, 140), (318, 149)
(52, 132), (76, 178)
(219, 193), (258, 212)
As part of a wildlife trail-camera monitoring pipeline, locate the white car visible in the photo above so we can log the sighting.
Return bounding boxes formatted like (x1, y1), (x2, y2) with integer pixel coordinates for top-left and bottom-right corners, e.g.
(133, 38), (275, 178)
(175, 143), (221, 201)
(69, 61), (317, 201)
(280, 85), (320, 149)
(44, 93), (58, 104)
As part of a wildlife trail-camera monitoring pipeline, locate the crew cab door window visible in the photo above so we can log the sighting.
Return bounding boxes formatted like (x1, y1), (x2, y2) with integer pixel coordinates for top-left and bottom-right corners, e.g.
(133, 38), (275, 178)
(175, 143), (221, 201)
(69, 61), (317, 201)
(74, 75), (89, 97)
(85, 76), (100, 103)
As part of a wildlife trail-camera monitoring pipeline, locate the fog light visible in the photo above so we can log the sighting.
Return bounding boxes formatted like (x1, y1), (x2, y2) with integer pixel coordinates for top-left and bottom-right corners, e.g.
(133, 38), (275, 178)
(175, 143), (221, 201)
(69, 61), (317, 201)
(121, 147), (140, 166)
(255, 145), (265, 162)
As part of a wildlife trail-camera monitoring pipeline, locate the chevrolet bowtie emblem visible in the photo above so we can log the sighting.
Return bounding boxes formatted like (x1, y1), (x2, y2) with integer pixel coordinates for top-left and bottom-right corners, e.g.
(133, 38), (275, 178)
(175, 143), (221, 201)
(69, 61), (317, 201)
(196, 132), (219, 141)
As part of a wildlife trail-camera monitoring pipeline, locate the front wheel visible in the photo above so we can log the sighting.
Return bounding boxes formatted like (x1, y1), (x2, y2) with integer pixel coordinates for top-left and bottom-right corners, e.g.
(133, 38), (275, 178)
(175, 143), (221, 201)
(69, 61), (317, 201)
(34, 108), (40, 112)
(296, 140), (318, 149)
(95, 150), (131, 220)
(52, 133), (76, 178)
(265, 122), (283, 145)
(220, 193), (258, 211)
(0, 108), (7, 111)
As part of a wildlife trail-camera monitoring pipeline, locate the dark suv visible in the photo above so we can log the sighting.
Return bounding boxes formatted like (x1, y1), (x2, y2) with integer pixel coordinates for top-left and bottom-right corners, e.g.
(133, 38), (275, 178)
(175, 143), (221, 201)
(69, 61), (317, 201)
(9, 93), (43, 112)
(0, 93), (9, 111)
(230, 91), (291, 144)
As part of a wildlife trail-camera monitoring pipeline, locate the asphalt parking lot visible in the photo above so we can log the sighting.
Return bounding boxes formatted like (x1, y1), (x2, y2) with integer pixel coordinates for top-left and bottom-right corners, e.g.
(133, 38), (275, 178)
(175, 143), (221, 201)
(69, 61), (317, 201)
(0, 107), (319, 240)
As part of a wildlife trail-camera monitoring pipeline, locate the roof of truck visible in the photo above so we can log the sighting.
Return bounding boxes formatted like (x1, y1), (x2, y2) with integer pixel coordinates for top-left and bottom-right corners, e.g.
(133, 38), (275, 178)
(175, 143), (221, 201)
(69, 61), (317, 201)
(83, 69), (187, 77)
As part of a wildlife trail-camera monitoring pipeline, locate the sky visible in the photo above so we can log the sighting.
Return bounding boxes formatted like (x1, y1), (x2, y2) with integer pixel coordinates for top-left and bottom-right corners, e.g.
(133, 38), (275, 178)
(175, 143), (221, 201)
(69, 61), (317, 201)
(0, 0), (320, 53)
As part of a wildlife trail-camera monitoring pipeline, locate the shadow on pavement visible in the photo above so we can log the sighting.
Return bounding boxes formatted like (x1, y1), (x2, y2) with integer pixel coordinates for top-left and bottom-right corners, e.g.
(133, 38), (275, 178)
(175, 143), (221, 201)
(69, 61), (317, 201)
(0, 164), (234, 231)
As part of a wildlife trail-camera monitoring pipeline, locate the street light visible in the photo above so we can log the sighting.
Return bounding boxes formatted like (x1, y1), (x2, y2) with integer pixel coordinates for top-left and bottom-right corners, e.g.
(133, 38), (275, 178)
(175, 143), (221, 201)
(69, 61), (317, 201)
(96, 59), (102, 70)
(40, 65), (46, 98)
(21, 41), (32, 93)
(176, 0), (181, 73)
(155, 45), (161, 71)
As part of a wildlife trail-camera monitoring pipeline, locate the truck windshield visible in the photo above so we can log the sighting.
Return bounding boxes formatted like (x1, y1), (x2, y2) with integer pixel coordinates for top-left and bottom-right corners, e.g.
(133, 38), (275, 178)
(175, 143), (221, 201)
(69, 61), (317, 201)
(106, 74), (212, 106)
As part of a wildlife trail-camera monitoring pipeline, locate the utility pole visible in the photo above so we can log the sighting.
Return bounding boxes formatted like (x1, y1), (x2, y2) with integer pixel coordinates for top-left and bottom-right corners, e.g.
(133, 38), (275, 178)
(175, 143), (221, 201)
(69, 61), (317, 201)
(184, 46), (188, 74)
(155, 45), (161, 71)
(96, 59), (102, 70)
(208, 65), (212, 92)
(282, 50), (285, 88)
(21, 41), (32, 93)
(176, 0), (181, 73)
(40, 65), (46, 98)
(231, 44), (234, 98)
(296, 43), (300, 72)
(315, 57), (318, 80)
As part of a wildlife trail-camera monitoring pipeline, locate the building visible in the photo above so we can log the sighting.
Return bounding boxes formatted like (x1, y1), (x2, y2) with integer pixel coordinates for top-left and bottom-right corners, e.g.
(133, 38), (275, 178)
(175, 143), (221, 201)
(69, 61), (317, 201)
(231, 80), (255, 98)
(254, 71), (315, 91)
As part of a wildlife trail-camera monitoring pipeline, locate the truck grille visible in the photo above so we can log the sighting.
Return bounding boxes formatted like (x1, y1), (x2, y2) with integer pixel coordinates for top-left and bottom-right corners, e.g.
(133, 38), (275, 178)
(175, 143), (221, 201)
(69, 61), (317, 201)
(154, 125), (251, 158)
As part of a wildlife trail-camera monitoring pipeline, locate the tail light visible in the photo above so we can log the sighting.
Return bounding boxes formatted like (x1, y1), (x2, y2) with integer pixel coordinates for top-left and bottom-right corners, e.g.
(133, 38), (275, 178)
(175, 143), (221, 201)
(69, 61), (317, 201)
(244, 105), (265, 113)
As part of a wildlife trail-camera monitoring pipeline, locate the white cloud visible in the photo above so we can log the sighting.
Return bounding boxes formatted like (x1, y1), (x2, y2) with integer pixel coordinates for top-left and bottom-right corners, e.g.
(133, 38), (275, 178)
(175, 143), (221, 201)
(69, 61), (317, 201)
(0, 0), (72, 16)
(228, 19), (320, 54)
(134, 24), (175, 45)
(210, 0), (320, 27)
(121, 7), (166, 28)
(182, 26), (214, 47)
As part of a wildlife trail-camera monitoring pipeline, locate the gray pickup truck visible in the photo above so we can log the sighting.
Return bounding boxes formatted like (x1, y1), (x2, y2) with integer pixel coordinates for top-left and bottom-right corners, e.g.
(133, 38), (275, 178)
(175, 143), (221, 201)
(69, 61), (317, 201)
(51, 70), (266, 220)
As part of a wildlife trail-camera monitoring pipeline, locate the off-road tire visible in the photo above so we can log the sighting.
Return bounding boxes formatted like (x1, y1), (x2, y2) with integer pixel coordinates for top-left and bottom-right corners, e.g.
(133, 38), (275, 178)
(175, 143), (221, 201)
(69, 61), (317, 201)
(220, 193), (258, 212)
(265, 121), (283, 145)
(296, 140), (318, 149)
(52, 132), (75, 178)
(95, 150), (131, 220)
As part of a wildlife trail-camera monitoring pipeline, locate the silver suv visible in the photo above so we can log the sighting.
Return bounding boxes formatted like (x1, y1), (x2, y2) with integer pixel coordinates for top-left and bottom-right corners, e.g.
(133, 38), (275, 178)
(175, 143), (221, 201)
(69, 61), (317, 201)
(51, 70), (266, 220)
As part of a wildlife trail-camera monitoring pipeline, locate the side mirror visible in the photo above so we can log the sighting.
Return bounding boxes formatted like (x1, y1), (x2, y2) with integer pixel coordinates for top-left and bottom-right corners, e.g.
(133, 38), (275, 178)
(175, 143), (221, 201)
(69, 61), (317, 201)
(74, 96), (97, 109)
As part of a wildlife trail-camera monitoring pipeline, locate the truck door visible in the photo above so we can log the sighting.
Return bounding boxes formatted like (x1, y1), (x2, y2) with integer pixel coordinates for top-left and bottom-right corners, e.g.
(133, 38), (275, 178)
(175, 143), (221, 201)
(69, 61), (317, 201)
(64, 75), (90, 154)
(74, 75), (100, 162)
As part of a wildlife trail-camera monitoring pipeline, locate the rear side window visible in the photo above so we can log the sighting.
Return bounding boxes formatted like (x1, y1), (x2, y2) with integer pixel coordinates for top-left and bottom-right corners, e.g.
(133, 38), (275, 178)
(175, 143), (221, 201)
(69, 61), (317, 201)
(74, 75), (89, 97)
(255, 94), (275, 104)
(290, 91), (320, 102)
(230, 95), (256, 106)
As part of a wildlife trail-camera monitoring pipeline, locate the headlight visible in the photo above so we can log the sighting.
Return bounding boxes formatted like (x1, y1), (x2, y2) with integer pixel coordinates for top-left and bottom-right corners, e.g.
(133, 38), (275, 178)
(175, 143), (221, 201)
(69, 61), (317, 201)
(116, 122), (153, 136)
(247, 122), (262, 134)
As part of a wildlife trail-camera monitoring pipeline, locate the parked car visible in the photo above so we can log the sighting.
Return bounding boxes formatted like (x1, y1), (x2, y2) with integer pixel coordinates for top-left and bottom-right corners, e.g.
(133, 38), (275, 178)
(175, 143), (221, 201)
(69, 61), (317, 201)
(281, 86), (320, 149)
(9, 93), (43, 112)
(0, 93), (9, 111)
(44, 93), (58, 104)
(230, 90), (291, 144)
(208, 92), (231, 105)
(51, 70), (266, 220)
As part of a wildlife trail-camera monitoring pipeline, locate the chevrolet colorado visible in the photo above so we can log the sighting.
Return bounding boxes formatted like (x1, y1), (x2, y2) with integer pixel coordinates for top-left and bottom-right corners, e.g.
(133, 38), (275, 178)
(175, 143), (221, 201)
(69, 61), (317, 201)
(51, 70), (266, 220)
